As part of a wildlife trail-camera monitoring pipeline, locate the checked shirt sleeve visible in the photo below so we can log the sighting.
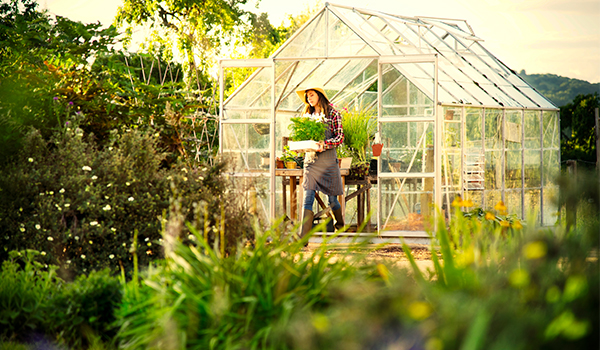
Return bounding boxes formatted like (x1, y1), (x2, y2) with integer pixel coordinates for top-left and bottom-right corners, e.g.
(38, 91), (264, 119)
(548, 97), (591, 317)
(324, 107), (344, 149)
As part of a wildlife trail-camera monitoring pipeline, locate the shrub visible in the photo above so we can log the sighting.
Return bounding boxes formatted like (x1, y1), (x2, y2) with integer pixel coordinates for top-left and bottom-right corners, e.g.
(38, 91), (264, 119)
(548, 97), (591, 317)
(115, 219), (372, 350)
(0, 113), (252, 277)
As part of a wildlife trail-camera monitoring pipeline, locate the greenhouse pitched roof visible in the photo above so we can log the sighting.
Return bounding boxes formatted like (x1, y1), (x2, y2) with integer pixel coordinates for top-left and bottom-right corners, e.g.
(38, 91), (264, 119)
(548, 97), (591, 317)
(225, 2), (556, 112)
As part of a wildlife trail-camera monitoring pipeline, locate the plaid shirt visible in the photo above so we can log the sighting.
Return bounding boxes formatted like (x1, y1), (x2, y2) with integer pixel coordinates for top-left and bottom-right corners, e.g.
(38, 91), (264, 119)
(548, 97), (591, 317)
(324, 104), (344, 150)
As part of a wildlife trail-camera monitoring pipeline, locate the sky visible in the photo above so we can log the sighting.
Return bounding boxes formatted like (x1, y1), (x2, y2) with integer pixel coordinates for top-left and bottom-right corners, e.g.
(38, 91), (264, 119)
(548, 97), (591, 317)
(41, 0), (600, 83)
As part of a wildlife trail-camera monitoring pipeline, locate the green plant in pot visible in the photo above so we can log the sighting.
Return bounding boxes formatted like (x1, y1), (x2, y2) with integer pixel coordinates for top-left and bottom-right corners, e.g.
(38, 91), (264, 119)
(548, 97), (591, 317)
(339, 106), (377, 178)
(281, 146), (300, 169)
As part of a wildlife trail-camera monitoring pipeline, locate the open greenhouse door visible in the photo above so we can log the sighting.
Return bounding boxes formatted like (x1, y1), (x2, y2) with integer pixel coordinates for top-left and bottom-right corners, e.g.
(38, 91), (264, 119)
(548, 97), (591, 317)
(377, 55), (440, 237)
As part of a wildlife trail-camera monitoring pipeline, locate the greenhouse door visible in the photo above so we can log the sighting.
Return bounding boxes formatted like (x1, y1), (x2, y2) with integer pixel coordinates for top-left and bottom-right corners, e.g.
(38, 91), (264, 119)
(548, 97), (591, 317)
(377, 56), (440, 236)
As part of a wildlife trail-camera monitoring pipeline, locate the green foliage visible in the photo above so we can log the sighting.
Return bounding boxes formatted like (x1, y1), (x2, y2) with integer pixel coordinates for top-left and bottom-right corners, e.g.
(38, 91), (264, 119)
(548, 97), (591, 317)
(288, 116), (326, 142)
(0, 250), (121, 349)
(340, 107), (377, 166)
(560, 93), (599, 166)
(519, 70), (600, 107)
(0, 113), (250, 277)
(115, 219), (368, 349)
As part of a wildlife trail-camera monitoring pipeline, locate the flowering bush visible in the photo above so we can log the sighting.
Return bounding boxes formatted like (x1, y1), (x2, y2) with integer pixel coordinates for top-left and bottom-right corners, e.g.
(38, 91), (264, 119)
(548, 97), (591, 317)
(289, 112), (326, 142)
(0, 114), (252, 277)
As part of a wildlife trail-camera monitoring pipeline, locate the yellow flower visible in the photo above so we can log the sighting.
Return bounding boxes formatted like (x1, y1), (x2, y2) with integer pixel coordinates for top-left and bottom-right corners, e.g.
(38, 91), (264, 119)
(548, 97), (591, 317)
(408, 301), (432, 320)
(512, 220), (523, 229)
(452, 196), (463, 207)
(494, 200), (508, 215)
(499, 220), (510, 227)
(523, 241), (547, 260)
(462, 199), (474, 208)
(485, 211), (495, 220)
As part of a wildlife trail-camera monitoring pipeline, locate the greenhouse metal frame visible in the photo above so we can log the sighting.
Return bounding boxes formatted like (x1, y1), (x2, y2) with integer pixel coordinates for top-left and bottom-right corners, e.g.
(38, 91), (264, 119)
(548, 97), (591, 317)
(218, 2), (559, 239)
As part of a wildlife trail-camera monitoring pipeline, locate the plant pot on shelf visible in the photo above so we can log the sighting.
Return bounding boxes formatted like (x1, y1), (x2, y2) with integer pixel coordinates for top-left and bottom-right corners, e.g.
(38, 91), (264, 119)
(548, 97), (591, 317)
(276, 158), (284, 168)
(285, 161), (297, 169)
(372, 143), (383, 157)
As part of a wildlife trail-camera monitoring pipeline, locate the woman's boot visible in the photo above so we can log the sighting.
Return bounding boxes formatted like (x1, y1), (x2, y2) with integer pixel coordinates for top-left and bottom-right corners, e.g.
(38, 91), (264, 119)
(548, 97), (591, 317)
(299, 209), (314, 239)
(332, 208), (345, 231)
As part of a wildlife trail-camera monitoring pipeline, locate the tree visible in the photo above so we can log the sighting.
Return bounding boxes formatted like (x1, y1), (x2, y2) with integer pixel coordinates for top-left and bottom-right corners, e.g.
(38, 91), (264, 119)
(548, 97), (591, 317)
(115, 0), (253, 89)
(560, 93), (599, 167)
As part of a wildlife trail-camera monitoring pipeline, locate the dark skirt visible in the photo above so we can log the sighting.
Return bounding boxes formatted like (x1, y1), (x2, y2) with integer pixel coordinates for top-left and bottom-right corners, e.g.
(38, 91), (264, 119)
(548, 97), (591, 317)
(302, 148), (343, 196)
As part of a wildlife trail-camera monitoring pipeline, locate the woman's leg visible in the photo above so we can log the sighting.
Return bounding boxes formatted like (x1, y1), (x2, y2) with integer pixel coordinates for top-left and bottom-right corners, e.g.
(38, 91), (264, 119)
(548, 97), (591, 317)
(303, 189), (316, 210)
(328, 195), (344, 230)
(327, 195), (341, 211)
(300, 189), (316, 239)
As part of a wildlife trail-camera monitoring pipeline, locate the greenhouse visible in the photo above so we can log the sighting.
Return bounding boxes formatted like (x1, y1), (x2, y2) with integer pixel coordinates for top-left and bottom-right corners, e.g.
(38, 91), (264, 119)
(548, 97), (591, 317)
(218, 2), (560, 241)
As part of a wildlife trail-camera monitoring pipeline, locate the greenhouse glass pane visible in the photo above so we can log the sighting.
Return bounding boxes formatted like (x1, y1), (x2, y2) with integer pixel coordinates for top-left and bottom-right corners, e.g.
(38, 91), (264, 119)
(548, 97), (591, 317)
(505, 189), (523, 217)
(442, 150), (461, 189)
(485, 108), (503, 150)
(518, 86), (556, 108)
(276, 12), (326, 58)
(465, 107), (483, 151)
(543, 150), (560, 186)
(542, 111), (559, 149)
(225, 67), (272, 110)
(223, 109), (271, 120)
(479, 83), (521, 107)
(328, 13), (378, 57)
(505, 110), (523, 150)
(231, 177), (271, 224)
(497, 84), (538, 108)
(381, 122), (434, 174)
(379, 178), (433, 231)
(505, 150), (522, 189)
(524, 150), (541, 188)
(443, 120), (461, 148)
(460, 82), (497, 105)
(543, 185), (559, 226)
(485, 150), (502, 190)
(222, 123), (270, 172)
(334, 8), (393, 55)
(464, 190), (483, 208)
(524, 189), (541, 224)
(524, 110), (541, 149)
(485, 190), (502, 210)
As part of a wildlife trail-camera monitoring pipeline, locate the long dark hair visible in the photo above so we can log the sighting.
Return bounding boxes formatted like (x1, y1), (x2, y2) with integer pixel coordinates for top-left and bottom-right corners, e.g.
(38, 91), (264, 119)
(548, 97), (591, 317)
(303, 89), (332, 116)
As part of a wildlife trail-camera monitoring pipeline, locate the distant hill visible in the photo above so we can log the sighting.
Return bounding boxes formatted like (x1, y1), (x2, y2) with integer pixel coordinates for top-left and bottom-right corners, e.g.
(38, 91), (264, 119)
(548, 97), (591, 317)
(518, 70), (600, 107)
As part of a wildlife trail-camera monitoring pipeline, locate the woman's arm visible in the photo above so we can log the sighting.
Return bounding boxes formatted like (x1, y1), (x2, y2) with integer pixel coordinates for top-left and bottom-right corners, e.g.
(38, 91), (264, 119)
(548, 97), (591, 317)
(324, 108), (344, 149)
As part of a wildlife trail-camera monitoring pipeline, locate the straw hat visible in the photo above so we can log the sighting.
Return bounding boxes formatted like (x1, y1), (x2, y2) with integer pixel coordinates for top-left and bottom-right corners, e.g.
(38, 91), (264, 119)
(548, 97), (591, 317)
(296, 86), (328, 106)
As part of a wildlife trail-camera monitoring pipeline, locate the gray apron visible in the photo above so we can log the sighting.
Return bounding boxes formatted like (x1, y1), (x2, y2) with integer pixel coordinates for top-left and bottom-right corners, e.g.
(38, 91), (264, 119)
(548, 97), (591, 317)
(302, 126), (344, 196)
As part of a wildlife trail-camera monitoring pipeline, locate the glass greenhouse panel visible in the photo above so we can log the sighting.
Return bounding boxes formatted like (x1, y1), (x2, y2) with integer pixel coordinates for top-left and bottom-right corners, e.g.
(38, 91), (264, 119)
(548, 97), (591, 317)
(225, 67), (272, 110)
(505, 189), (523, 217)
(543, 185), (559, 226)
(328, 13), (378, 57)
(524, 111), (541, 149)
(222, 123), (270, 172)
(333, 7), (395, 55)
(543, 150), (560, 186)
(525, 189), (541, 224)
(463, 190), (483, 208)
(276, 11), (326, 58)
(485, 109), (502, 150)
(379, 177), (434, 231)
(505, 110), (523, 150)
(505, 150), (522, 189)
(381, 122), (434, 174)
(542, 111), (559, 148)
(231, 176), (271, 225)
(524, 150), (541, 188)
(485, 189), (502, 210)
(485, 150), (502, 190)
(465, 108), (483, 151)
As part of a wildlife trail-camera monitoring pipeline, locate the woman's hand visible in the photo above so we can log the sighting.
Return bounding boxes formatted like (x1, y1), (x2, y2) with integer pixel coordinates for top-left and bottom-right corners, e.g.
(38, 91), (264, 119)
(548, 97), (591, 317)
(316, 141), (325, 152)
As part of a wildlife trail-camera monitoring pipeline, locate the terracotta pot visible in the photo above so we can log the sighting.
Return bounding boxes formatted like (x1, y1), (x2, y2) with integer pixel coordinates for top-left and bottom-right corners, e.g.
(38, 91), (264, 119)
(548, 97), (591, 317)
(276, 159), (284, 168)
(372, 143), (383, 157)
(285, 161), (297, 169)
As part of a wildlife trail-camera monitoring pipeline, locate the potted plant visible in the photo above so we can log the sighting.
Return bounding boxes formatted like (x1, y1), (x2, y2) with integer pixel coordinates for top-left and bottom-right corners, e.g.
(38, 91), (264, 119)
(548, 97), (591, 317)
(339, 106), (377, 178)
(281, 146), (299, 169)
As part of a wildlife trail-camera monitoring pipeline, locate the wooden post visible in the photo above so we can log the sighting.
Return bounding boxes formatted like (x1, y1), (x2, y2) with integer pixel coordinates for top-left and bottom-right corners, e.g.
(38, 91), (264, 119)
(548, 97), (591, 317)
(566, 160), (577, 231)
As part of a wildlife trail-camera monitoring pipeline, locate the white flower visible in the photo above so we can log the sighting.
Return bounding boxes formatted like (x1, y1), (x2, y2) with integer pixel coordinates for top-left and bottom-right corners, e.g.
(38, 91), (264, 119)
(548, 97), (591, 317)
(90, 221), (98, 226)
(39, 193), (44, 196)
(28, 158), (34, 162)
(82, 166), (92, 171)
(108, 147), (113, 151)
(103, 204), (111, 211)
(182, 168), (188, 173)
(66, 260), (71, 264)
(198, 176), (204, 180)
(41, 251), (46, 256)
(145, 237), (149, 241)
(126, 182), (131, 186)
(110, 227), (117, 232)
(59, 188), (65, 193)
(75, 236), (79, 240)
(49, 191), (54, 195)
(64, 203), (70, 208)
(20, 227), (25, 232)
(81, 254), (86, 259)
(109, 254), (115, 259)
(183, 176), (188, 182)
(106, 183), (112, 187)
(91, 175), (98, 180)
(35, 224), (41, 230)
(47, 236), (53, 241)
(128, 197), (134, 202)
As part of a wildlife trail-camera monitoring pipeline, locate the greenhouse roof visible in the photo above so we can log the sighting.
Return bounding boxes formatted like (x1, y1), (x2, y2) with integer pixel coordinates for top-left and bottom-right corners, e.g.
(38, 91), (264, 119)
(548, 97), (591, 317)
(224, 2), (557, 112)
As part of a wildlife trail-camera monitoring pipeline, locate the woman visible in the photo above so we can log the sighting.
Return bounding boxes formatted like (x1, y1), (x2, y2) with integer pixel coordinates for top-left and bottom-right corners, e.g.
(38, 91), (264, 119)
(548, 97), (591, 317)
(295, 86), (345, 238)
